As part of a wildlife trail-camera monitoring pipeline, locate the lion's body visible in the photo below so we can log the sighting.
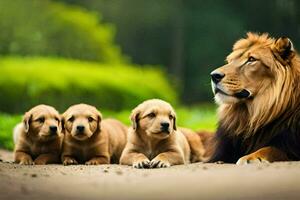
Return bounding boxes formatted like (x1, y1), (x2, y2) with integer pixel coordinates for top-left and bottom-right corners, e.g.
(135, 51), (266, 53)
(210, 119), (300, 163)
(209, 33), (300, 164)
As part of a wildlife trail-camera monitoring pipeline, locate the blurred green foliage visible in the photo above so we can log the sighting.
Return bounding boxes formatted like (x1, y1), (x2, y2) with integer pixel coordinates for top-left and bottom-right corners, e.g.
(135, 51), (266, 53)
(0, 113), (21, 150)
(0, 105), (216, 150)
(60, 0), (300, 103)
(0, 0), (125, 63)
(0, 57), (177, 113)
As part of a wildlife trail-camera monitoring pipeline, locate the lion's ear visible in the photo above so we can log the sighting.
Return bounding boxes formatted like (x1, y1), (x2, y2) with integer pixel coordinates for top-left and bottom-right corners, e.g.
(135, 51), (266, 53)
(272, 37), (295, 65)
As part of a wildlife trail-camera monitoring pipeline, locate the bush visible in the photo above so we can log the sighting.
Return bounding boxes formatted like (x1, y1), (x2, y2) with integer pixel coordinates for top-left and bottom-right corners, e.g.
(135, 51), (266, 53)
(0, 0), (125, 63)
(0, 57), (177, 113)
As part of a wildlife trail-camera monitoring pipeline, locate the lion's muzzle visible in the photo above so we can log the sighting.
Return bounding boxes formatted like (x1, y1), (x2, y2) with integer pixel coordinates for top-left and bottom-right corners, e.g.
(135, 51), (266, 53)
(210, 71), (225, 84)
(234, 89), (251, 99)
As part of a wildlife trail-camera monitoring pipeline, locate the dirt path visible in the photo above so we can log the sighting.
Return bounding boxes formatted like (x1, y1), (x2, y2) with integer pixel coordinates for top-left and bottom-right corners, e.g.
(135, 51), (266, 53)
(1, 149), (300, 200)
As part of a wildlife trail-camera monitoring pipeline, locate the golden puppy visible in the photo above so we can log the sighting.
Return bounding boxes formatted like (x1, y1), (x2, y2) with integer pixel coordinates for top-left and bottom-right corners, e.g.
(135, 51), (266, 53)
(61, 104), (127, 165)
(120, 99), (205, 168)
(180, 128), (206, 162)
(13, 105), (63, 165)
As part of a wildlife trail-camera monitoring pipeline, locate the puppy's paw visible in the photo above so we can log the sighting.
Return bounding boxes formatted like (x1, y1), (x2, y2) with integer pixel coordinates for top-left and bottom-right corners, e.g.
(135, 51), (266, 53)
(133, 159), (150, 169)
(34, 159), (47, 165)
(150, 158), (171, 168)
(236, 155), (269, 165)
(85, 159), (102, 165)
(63, 157), (78, 165)
(19, 157), (34, 165)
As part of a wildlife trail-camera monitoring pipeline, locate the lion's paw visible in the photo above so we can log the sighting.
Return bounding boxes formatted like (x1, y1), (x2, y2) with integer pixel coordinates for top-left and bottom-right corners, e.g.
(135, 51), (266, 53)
(236, 155), (269, 165)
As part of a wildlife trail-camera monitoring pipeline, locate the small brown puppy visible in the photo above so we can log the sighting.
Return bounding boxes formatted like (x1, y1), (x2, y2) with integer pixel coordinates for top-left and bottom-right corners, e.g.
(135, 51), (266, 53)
(61, 104), (127, 165)
(13, 105), (63, 165)
(120, 99), (205, 168)
(180, 128), (206, 162)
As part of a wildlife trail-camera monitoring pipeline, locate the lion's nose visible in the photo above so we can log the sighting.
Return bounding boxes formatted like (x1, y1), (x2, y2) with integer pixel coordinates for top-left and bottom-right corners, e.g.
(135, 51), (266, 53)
(210, 71), (225, 83)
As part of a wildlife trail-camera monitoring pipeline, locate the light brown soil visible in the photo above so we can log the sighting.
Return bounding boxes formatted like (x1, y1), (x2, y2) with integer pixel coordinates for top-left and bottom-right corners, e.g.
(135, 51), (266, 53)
(1, 149), (300, 200)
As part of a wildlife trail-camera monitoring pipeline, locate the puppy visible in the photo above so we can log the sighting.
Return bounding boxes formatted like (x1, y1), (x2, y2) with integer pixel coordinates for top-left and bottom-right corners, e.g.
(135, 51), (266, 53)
(120, 99), (205, 168)
(61, 104), (127, 165)
(180, 128), (206, 162)
(14, 105), (63, 165)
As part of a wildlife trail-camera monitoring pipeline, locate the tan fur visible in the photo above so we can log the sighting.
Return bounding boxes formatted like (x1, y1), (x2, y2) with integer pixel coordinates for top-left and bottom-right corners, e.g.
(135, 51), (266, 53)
(210, 32), (300, 164)
(180, 128), (205, 162)
(13, 105), (63, 165)
(61, 104), (127, 165)
(120, 99), (205, 168)
(236, 147), (289, 165)
(196, 131), (214, 159)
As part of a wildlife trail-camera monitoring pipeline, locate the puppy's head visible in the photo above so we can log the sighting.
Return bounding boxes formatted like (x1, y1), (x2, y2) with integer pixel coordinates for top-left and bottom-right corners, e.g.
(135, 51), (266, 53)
(62, 104), (102, 141)
(23, 105), (61, 141)
(131, 99), (177, 139)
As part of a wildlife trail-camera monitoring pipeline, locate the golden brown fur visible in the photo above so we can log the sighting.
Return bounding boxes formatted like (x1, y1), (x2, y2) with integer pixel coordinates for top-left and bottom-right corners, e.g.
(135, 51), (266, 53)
(14, 105), (63, 165)
(180, 128), (206, 162)
(61, 104), (127, 165)
(120, 99), (205, 168)
(196, 131), (214, 159)
(209, 33), (300, 164)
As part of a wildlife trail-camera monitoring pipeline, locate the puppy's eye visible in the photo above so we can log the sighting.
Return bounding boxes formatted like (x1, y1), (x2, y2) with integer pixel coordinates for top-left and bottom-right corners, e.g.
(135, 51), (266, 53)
(148, 112), (156, 118)
(68, 116), (74, 122)
(169, 115), (174, 120)
(55, 117), (59, 122)
(247, 56), (257, 63)
(36, 117), (45, 123)
(88, 117), (94, 122)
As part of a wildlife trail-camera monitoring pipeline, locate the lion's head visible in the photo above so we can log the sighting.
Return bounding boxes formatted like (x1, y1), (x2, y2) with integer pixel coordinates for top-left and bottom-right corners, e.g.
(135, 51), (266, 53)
(211, 32), (300, 136)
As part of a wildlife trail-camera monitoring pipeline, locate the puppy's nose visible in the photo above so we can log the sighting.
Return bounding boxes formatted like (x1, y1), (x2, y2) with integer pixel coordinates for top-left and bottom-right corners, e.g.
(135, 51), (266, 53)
(160, 122), (170, 131)
(76, 125), (85, 132)
(210, 71), (225, 84)
(49, 126), (57, 133)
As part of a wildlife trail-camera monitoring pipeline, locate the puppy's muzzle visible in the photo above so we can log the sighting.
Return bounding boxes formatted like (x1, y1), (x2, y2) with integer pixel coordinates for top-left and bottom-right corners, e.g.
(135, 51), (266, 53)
(160, 122), (170, 133)
(76, 125), (85, 134)
(49, 126), (58, 134)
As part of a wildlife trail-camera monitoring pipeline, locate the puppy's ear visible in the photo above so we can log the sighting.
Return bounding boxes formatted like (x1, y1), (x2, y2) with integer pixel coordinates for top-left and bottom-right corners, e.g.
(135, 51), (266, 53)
(173, 114), (177, 131)
(130, 108), (140, 130)
(23, 112), (32, 133)
(60, 116), (64, 133)
(97, 112), (103, 132)
(272, 37), (295, 65)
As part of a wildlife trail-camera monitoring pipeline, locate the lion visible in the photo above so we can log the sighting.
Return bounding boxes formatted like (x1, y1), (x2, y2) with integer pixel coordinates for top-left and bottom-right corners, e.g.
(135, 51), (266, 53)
(209, 32), (300, 164)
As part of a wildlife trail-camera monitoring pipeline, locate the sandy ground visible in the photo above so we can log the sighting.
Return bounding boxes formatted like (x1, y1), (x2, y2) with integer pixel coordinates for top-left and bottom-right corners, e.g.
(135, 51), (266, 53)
(1, 149), (300, 200)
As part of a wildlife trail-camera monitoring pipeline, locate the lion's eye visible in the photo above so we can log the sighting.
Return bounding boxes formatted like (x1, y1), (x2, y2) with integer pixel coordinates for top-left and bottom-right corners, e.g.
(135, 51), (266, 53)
(148, 112), (156, 118)
(37, 117), (45, 123)
(68, 116), (74, 122)
(247, 56), (257, 63)
(88, 117), (94, 122)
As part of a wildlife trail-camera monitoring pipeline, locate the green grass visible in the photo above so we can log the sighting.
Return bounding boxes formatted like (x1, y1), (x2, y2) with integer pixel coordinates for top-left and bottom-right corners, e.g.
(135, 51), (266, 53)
(0, 104), (217, 150)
